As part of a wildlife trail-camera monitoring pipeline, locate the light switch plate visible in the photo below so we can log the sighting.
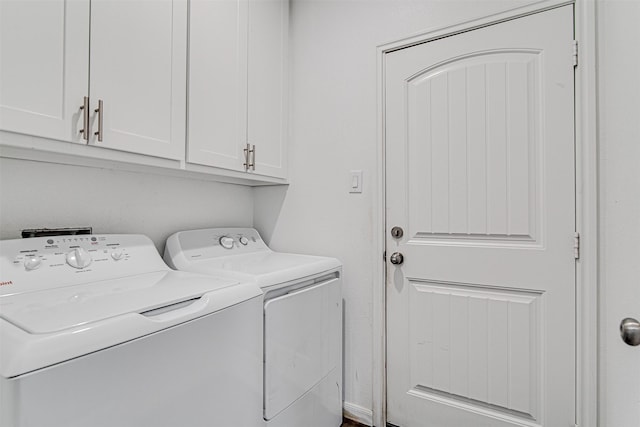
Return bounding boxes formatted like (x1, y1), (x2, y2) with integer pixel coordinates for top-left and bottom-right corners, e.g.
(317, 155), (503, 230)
(349, 170), (363, 193)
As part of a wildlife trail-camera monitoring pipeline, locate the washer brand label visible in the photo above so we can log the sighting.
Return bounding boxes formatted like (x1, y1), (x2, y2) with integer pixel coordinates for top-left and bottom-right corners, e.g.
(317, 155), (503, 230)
(0, 280), (13, 286)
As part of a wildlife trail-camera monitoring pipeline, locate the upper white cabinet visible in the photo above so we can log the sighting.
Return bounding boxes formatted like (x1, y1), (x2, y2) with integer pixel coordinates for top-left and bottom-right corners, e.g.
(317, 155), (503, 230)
(1, 0), (287, 184)
(0, 0), (186, 161)
(247, 0), (288, 178)
(89, 0), (186, 160)
(0, 1), (89, 144)
(188, 0), (248, 172)
(188, 0), (288, 179)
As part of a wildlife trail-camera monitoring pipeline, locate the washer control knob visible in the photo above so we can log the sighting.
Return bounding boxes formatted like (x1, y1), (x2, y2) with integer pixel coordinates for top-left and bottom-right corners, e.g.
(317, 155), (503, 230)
(111, 250), (124, 261)
(219, 236), (235, 249)
(24, 255), (42, 271)
(239, 236), (249, 246)
(66, 248), (92, 269)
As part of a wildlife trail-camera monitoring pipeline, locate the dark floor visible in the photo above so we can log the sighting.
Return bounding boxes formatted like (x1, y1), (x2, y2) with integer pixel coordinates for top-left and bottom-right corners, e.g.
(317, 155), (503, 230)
(342, 418), (367, 427)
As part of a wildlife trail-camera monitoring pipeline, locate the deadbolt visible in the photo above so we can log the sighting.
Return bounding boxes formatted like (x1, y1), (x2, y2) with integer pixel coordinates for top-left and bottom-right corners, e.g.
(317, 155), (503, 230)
(391, 226), (404, 238)
(620, 317), (640, 346)
(390, 252), (404, 265)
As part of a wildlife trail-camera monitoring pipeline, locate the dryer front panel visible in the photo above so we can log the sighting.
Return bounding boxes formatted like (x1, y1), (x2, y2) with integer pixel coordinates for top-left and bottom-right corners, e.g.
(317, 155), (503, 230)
(263, 276), (341, 420)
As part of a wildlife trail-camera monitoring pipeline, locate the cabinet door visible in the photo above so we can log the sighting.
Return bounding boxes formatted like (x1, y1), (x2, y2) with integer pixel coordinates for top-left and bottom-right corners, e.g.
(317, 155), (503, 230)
(188, 0), (248, 172)
(0, 0), (89, 143)
(89, 0), (187, 160)
(247, 0), (287, 178)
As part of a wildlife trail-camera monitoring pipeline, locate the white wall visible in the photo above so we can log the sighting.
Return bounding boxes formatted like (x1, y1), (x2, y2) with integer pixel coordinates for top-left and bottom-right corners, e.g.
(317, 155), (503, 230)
(597, 1), (640, 425)
(254, 0), (541, 419)
(0, 158), (254, 251)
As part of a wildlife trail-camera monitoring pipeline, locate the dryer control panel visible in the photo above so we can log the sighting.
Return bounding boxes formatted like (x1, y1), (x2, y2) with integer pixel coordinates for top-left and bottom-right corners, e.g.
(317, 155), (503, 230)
(166, 228), (270, 263)
(0, 235), (168, 297)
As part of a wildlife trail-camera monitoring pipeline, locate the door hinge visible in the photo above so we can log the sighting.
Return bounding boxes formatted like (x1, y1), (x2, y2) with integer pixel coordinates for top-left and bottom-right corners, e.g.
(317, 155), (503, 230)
(383, 251), (386, 262)
(574, 232), (580, 259)
(572, 40), (578, 67)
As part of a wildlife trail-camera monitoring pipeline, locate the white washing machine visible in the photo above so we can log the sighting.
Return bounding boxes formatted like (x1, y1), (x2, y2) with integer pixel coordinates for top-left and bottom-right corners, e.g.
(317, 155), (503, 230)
(0, 234), (263, 427)
(164, 227), (343, 427)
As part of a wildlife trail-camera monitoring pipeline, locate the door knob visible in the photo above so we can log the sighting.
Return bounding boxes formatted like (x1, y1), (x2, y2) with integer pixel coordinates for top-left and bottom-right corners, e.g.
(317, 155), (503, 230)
(390, 252), (404, 265)
(620, 318), (640, 346)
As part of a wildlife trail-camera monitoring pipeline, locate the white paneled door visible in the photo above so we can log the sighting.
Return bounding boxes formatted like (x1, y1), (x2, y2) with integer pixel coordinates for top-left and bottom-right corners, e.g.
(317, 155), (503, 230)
(599, 1), (640, 425)
(385, 6), (576, 427)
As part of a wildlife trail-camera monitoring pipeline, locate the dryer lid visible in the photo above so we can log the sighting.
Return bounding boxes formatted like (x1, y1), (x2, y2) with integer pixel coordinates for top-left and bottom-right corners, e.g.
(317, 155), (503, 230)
(180, 252), (341, 288)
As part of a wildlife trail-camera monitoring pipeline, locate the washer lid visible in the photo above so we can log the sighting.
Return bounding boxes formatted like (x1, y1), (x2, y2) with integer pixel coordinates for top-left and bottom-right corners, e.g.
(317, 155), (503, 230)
(0, 271), (262, 378)
(0, 271), (238, 334)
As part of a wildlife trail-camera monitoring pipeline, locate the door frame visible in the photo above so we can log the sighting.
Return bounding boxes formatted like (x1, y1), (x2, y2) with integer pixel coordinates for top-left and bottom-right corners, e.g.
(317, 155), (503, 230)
(373, 1), (598, 426)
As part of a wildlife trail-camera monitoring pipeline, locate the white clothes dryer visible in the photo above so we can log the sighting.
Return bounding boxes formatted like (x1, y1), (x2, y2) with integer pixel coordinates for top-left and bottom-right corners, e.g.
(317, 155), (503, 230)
(164, 228), (343, 427)
(0, 234), (263, 427)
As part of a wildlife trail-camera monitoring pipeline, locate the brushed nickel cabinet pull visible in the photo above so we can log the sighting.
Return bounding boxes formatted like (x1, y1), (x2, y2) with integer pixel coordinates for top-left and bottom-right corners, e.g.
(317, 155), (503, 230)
(243, 143), (250, 171)
(79, 96), (90, 141)
(243, 143), (255, 171)
(94, 99), (103, 142)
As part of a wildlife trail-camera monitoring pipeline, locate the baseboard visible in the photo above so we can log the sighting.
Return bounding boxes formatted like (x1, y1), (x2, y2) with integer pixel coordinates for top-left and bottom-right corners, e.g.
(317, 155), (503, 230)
(343, 401), (373, 426)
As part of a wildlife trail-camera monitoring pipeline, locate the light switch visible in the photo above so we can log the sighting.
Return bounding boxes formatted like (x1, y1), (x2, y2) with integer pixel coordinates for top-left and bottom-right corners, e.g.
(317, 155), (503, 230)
(349, 170), (363, 193)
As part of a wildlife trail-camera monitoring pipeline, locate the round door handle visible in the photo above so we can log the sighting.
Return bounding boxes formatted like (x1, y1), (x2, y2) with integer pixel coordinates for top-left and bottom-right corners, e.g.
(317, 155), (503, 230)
(620, 317), (640, 346)
(390, 252), (404, 265)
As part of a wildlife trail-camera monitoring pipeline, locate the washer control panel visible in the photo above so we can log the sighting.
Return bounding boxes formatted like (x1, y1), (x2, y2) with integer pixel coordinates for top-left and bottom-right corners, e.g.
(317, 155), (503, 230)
(9, 235), (131, 272)
(0, 234), (167, 297)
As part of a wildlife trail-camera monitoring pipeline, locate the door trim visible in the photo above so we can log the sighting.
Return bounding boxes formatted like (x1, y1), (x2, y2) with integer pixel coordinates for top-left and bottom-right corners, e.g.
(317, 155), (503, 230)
(373, 1), (598, 426)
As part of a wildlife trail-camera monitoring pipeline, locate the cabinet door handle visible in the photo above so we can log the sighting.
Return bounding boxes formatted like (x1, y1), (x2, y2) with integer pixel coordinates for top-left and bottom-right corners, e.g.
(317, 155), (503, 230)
(79, 96), (90, 141)
(243, 143), (250, 171)
(94, 99), (103, 142)
(244, 143), (255, 171)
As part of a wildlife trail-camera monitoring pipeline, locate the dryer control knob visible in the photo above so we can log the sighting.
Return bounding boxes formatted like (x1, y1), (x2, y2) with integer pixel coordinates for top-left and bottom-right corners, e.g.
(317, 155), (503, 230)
(239, 236), (249, 246)
(219, 236), (235, 249)
(111, 250), (124, 261)
(24, 255), (42, 271)
(66, 248), (92, 269)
